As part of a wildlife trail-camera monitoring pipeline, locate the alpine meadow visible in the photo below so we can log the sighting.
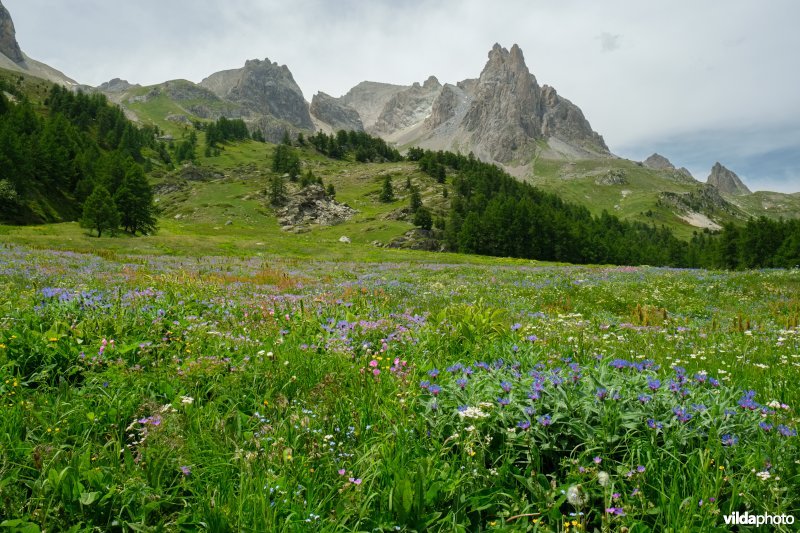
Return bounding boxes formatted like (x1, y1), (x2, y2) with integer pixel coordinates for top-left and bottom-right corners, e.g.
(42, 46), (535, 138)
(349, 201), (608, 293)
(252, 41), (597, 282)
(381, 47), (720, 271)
(0, 1), (799, 531)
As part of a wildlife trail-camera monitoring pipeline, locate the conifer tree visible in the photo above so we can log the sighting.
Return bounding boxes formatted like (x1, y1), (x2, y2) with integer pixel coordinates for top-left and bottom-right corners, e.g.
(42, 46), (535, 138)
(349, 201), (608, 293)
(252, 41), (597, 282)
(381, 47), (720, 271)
(379, 176), (394, 203)
(81, 185), (119, 237)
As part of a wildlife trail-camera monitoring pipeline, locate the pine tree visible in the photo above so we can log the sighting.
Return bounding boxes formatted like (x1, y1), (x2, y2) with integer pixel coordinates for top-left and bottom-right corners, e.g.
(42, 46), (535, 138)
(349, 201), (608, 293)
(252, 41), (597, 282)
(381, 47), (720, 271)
(269, 175), (287, 206)
(81, 185), (119, 237)
(409, 187), (422, 212)
(379, 175), (394, 203)
(114, 164), (157, 235)
(413, 207), (433, 230)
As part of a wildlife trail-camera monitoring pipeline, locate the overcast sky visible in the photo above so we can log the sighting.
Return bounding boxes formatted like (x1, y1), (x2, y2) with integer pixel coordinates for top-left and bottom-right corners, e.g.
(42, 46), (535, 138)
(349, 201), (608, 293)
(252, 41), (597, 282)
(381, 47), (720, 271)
(5, 0), (799, 193)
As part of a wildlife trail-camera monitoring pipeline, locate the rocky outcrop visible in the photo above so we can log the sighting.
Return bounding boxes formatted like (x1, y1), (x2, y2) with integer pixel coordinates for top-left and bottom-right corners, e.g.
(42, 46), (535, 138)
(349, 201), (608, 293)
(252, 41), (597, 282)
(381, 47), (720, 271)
(310, 92), (363, 131)
(707, 162), (751, 195)
(277, 184), (357, 231)
(595, 169), (628, 185)
(200, 58), (313, 130)
(371, 76), (441, 136)
(657, 184), (741, 216)
(0, 1), (23, 63)
(387, 228), (443, 252)
(338, 81), (408, 130)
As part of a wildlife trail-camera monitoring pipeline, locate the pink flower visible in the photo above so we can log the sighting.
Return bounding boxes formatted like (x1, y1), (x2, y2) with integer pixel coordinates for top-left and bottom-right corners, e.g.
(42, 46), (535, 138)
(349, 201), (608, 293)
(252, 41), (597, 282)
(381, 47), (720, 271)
(373, 369), (380, 376)
(369, 360), (378, 368)
(338, 469), (346, 475)
(349, 477), (362, 485)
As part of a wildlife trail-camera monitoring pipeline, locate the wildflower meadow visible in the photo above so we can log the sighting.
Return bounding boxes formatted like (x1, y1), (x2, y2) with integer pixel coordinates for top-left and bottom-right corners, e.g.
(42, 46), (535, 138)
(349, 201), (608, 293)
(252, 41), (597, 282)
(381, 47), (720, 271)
(0, 243), (798, 531)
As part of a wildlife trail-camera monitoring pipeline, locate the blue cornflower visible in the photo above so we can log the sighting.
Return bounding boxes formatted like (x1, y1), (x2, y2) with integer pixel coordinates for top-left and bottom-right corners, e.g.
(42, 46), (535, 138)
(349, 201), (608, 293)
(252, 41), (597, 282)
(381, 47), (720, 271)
(778, 425), (797, 437)
(647, 378), (661, 391)
(759, 421), (773, 432)
(500, 380), (512, 393)
(721, 434), (738, 446)
(517, 420), (531, 430)
(673, 406), (692, 423)
(596, 387), (608, 400)
(537, 414), (552, 426)
(455, 377), (468, 389)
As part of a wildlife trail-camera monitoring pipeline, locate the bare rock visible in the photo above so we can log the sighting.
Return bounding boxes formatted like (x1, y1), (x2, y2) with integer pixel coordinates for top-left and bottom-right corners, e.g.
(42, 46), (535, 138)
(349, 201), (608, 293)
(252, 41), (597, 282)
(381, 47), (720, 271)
(0, 1), (24, 63)
(277, 185), (358, 231)
(310, 92), (363, 131)
(707, 162), (752, 196)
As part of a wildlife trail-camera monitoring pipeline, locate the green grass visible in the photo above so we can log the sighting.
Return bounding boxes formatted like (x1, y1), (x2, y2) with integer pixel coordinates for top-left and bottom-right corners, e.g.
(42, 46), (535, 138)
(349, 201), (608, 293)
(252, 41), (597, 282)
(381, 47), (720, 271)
(0, 243), (798, 531)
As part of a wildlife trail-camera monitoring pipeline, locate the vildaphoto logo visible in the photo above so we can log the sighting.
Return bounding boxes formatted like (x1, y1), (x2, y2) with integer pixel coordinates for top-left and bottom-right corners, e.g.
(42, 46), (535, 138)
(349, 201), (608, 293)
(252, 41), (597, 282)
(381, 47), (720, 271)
(723, 511), (795, 527)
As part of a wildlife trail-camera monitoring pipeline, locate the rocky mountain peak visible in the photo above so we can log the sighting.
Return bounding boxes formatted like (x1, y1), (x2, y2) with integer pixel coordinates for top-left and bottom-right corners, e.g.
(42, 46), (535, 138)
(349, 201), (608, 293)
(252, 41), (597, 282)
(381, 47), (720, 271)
(643, 153), (675, 170)
(0, 1), (24, 63)
(200, 58), (313, 130)
(707, 162), (752, 195)
(423, 75), (440, 90)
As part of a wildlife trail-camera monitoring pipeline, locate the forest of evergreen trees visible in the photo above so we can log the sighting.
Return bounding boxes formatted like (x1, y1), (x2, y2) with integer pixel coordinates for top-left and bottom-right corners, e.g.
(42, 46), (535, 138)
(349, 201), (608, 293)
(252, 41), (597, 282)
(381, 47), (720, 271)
(0, 82), (157, 233)
(411, 149), (800, 269)
(308, 130), (402, 162)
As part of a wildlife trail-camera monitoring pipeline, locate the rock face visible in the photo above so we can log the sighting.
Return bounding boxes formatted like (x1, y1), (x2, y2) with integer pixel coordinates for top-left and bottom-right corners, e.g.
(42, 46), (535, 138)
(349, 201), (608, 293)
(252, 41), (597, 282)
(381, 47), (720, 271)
(371, 76), (441, 137)
(200, 58), (313, 130)
(310, 92), (364, 132)
(332, 43), (608, 165)
(277, 185), (358, 231)
(707, 162), (751, 195)
(0, 1), (23, 63)
(338, 81), (408, 130)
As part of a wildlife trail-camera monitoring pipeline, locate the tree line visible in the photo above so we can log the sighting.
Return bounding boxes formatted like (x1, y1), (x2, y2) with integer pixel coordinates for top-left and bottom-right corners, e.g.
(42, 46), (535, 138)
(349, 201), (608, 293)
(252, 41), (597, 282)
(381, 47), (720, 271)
(0, 83), (157, 234)
(412, 149), (800, 269)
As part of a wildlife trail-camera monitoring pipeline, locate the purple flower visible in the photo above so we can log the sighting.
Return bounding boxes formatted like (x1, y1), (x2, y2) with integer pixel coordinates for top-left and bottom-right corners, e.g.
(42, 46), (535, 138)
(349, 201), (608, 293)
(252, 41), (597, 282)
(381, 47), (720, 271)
(500, 380), (512, 393)
(428, 368), (439, 379)
(596, 387), (608, 400)
(778, 425), (797, 437)
(348, 477), (362, 485)
(647, 419), (663, 430)
(429, 384), (442, 396)
(517, 420), (531, 430)
(180, 465), (191, 476)
(419, 380), (430, 390)
(338, 469), (346, 475)
(759, 421), (773, 432)
(606, 507), (626, 516)
(497, 397), (511, 407)
(638, 394), (652, 403)
(721, 434), (738, 446)
(636, 465), (646, 473)
(647, 378), (661, 391)
(673, 406), (692, 423)
(537, 414), (552, 426)
(593, 456), (602, 464)
(456, 377), (468, 389)
(511, 323), (522, 331)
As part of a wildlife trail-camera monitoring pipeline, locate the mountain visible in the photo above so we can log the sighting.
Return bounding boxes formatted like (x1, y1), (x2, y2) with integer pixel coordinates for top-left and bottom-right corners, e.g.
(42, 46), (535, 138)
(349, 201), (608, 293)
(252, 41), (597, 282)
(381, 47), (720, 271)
(707, 162), (752, 196)
(310, 91), (364, 132)
(323, 44), (609, 167)
(0, 1), (77, 87)
(200, 58), (313, 131)
(0, 0), (23, 63)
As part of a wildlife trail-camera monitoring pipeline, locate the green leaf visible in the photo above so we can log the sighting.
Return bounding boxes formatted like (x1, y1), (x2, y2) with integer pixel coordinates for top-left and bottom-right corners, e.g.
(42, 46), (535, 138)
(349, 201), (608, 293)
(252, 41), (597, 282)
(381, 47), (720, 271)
(79, 491), (99, 506)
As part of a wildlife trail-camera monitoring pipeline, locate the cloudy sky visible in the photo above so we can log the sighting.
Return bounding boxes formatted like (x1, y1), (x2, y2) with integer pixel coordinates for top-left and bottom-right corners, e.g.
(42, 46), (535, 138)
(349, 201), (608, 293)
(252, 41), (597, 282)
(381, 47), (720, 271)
(5, 0), (799, 192)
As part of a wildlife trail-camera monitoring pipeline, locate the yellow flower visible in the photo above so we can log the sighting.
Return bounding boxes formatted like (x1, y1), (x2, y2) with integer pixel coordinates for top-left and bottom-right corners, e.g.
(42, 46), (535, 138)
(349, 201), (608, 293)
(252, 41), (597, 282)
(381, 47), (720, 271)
(488, 522), (497, 527)
(0, 343), (6, 349)
(49, 338), (58, 342)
